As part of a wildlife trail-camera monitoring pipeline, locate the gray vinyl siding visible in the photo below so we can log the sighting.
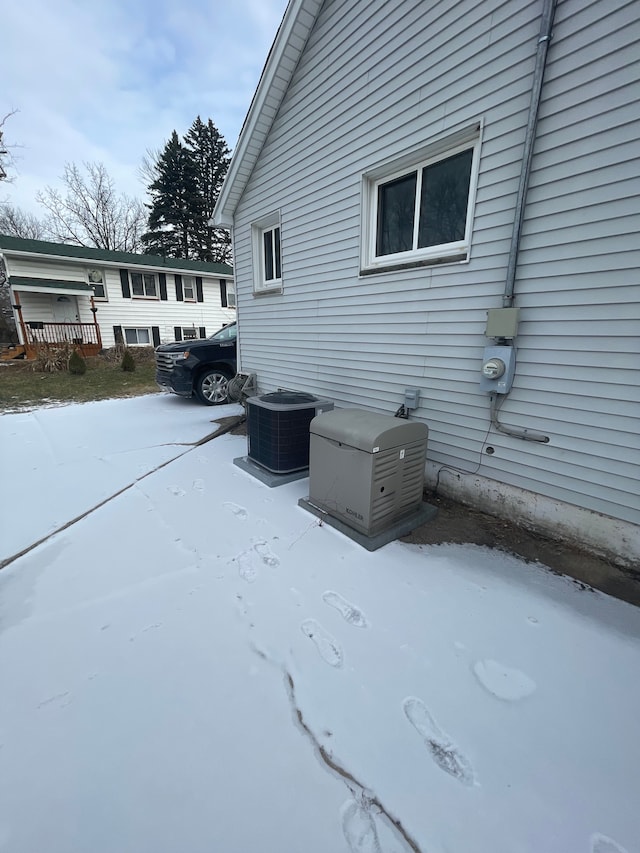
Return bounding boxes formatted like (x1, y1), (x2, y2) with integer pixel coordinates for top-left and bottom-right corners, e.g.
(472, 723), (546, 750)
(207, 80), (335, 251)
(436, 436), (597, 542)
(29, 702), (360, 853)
(233, 0), (640, 525)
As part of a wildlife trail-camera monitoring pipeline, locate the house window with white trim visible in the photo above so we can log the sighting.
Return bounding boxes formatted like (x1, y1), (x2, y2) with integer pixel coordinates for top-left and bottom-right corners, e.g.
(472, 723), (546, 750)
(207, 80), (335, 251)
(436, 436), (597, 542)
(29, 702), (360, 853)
(227, 281), (236, 308)
(362, 127), (481, 272)
(124, 327), (151, 345)
(252, 212), (282, 292)
(130, 271), (158, 298)
(183, 275), (196, 301)
(87, 268), (107, 300)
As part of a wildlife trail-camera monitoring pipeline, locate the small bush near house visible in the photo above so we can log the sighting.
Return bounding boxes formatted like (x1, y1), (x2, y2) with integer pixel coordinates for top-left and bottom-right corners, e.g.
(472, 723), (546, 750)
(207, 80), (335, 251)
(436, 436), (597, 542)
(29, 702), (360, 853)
(120, 349), (136, 372)
(68, 349), (87, 375)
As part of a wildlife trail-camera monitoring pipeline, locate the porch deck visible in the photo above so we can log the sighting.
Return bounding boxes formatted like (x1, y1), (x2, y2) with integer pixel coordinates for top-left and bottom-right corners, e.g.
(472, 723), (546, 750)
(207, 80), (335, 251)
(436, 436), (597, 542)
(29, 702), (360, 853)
(7, 322), (103, 360)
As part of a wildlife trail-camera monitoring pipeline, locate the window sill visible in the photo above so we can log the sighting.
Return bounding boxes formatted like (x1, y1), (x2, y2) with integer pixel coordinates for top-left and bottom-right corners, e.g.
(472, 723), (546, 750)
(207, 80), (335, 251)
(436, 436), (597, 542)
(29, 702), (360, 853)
(359, 253), (468, 276)
(253, 286), (283, 297)
(131, 295), (160, 300)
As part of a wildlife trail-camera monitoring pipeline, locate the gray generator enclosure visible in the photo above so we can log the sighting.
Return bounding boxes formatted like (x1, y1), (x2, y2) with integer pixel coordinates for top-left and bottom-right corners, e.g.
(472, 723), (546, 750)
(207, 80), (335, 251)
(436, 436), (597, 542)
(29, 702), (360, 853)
(308, 409), (428, 537)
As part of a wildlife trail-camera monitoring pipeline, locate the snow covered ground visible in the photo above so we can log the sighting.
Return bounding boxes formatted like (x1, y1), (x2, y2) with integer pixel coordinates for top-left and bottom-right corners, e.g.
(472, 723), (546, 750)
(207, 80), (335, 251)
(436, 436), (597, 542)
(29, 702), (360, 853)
(1, 394), (638, 853)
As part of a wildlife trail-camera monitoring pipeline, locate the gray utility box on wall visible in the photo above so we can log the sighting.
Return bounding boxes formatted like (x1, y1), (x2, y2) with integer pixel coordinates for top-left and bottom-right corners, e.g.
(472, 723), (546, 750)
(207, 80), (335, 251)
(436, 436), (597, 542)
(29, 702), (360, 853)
(308, 409), (428, 537)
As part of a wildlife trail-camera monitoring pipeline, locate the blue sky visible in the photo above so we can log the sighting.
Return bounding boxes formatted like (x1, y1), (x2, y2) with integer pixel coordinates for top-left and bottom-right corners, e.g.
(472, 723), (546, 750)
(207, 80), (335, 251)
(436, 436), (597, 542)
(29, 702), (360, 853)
(2, 0), (289, 215)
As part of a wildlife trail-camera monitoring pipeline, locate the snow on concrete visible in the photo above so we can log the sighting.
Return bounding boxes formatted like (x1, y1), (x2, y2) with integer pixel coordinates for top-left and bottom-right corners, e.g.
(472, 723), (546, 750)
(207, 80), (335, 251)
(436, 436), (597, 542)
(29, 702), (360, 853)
(1, 396), (639, 853)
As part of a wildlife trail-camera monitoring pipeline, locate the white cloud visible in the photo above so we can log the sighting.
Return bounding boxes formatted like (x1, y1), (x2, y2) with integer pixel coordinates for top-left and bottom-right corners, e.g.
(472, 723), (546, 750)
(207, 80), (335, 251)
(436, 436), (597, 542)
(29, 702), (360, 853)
(2, 0), (289, 217)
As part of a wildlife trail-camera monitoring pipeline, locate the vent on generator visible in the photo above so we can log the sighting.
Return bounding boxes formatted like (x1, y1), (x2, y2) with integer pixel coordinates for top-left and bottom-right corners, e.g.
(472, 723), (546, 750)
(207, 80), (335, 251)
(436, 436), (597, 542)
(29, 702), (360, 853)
(247, 391), (334, 474)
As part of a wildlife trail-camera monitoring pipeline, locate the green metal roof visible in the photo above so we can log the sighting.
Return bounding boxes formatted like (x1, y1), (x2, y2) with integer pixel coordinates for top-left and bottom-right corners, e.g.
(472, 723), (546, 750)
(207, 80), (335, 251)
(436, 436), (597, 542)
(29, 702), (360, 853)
(0, 233), (233, 275)
(10, 276), (94, 292)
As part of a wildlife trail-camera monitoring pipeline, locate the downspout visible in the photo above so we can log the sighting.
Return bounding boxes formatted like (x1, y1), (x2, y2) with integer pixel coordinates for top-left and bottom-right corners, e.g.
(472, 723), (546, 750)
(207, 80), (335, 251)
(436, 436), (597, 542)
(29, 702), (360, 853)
(503, 0), (558, 307)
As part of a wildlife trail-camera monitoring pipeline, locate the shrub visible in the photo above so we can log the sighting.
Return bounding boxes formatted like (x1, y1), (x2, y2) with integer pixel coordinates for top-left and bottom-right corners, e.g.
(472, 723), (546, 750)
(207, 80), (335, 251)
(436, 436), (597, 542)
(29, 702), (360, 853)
(121, 348), (136, 372)
(68, 349), (87, 375)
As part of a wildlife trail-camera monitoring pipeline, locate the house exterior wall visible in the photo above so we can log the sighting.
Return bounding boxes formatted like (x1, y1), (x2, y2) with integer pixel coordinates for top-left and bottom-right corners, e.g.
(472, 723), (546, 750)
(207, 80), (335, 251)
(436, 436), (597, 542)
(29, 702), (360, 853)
(230, 0), (640, 561)
(5, 255), (235, 348)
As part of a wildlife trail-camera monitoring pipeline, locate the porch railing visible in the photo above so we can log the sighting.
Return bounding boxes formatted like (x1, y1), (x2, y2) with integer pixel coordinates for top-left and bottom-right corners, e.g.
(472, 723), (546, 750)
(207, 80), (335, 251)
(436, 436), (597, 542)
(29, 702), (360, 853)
(26, 322), (101, 348)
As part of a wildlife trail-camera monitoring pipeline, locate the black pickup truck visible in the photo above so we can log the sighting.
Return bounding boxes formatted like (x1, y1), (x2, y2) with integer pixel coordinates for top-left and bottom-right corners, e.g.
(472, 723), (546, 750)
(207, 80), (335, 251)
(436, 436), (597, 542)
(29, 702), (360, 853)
(155, 322), (237, 405)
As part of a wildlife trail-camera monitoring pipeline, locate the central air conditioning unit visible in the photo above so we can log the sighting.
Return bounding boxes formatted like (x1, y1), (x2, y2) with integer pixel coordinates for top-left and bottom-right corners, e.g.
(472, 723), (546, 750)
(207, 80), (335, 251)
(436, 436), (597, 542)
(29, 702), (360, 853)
(308, 409), (428, 537)
(246, 391), (334, 474)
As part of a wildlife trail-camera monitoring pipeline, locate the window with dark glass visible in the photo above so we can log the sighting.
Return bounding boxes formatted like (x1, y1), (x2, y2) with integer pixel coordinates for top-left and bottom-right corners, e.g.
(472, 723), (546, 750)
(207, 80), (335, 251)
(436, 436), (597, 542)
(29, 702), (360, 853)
(130, 272), (158, 298)
(375, 147), (474, 259)
(262, 226), (281, 283)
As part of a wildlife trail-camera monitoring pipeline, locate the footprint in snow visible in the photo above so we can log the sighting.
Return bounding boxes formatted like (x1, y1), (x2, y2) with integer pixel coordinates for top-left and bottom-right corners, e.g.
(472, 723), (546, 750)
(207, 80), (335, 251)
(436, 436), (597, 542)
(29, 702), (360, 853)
(403, 696), (475, 786)
(472, 659), (536, 701)
(237, 552), (257, 584)
(192, 479), (205, 493)
(323, 591), (368, 628)
(301, 619), (343, 667)
(254, 540), (280, 567)
(591, 836), (629, 853)
(223, 501), (248, 520)
(168, 485), (185, 497)
(341, 799), (382, 853)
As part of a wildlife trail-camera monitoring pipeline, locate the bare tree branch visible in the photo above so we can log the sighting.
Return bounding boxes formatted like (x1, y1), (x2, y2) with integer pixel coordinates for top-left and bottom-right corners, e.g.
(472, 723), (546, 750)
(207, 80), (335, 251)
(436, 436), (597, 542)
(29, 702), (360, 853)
(0, 109), (20, 184)
(37, 161), (147, 252)
(0, 203), (47, 239)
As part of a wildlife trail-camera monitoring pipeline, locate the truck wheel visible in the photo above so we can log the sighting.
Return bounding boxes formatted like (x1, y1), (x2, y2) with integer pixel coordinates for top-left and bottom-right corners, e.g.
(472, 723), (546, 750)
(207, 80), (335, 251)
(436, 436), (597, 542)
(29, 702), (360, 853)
(195, 368), (231, 405)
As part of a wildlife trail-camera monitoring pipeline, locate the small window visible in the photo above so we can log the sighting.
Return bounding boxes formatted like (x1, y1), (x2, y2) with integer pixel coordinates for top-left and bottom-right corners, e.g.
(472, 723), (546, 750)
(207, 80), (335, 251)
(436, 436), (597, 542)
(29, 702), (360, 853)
(252, 212), (282, 292)
(182, 327), (197, 340)
(362, 128), (481, 272)
(124, 327), (151, 345)
(87, 268), (107, 300)
(183, 275), (196, 301)
(130, 272), (158, 298)
(227, 281), (236, 308)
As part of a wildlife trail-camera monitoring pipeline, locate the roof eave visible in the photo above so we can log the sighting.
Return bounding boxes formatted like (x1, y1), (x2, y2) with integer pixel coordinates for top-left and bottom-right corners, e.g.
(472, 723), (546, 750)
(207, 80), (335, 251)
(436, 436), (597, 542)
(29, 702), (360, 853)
(213, 0), (323, 227)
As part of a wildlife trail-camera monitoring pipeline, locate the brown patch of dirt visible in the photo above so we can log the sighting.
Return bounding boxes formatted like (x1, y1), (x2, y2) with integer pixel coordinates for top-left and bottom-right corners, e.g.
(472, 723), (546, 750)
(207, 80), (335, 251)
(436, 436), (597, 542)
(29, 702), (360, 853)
(212, 414), (247, 436)
(402, 491), (640, 608)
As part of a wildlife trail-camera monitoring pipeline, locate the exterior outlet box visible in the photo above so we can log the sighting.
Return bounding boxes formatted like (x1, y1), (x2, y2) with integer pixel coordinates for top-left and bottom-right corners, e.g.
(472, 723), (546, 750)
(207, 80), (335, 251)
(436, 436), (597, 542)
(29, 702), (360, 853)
(480, 345), (516, 394)
(485, 307), (520, 339)
(308, 409), (428, 537)
(404, 388), (420, 410)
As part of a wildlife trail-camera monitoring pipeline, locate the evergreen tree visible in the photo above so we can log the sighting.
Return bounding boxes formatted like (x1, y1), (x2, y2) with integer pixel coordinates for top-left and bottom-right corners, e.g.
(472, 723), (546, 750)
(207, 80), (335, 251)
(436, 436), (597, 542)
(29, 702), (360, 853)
(142, 119), (231, 263)
(142, 131), (198, 258)
(184, 116), (231, 263)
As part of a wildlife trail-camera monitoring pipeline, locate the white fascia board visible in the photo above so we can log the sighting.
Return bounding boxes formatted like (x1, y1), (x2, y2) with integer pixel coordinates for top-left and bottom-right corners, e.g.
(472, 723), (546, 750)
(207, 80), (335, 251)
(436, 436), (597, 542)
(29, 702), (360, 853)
(213, 0), (323, 228)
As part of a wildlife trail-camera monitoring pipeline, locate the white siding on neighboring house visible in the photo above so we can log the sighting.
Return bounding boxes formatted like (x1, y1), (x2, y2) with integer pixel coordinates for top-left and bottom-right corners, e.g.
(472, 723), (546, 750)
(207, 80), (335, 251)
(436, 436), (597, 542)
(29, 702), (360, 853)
(4, 252), (235, 348)
(230, 0), (640, 559)
(85, 269), (235, 348)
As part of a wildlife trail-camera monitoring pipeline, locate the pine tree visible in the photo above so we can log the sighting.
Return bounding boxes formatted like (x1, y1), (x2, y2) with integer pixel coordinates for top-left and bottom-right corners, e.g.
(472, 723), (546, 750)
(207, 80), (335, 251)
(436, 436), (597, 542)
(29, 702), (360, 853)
(142, 119), (231, 262)
(184, 117), (232, 263)
(142, 131), (199, 258)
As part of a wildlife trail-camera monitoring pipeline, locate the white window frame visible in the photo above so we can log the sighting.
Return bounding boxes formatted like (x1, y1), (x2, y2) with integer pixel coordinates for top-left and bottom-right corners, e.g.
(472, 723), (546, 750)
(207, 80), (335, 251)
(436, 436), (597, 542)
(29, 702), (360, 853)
(361, 123), (482, 273)
(130, 271), (158, 299)
(124, 327), (151, 345)
(251, 211), (282, 293)
(226, 281), (236, 308)
(87, 267), (107, 300)
(182, 275), (196, 302)
(181, 327), (198, 340)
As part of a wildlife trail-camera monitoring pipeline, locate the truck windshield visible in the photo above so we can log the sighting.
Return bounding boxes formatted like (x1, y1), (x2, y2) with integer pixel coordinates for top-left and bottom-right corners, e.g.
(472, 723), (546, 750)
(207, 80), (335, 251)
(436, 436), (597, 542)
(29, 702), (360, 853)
(209, 324), (236, 342)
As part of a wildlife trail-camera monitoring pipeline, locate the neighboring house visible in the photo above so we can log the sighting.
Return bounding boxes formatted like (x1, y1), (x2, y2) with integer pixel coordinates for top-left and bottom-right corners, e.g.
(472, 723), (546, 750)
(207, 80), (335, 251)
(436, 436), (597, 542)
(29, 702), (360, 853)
(0, 234), (235, 357)
(213, 0), (640, 566)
